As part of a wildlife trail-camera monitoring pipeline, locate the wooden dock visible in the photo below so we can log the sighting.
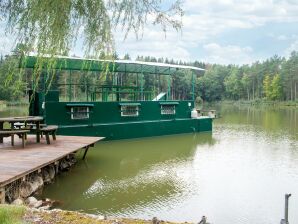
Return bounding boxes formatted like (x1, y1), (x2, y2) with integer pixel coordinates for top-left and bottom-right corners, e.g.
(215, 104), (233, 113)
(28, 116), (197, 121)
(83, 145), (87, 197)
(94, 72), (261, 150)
(0, 135), (103, 190)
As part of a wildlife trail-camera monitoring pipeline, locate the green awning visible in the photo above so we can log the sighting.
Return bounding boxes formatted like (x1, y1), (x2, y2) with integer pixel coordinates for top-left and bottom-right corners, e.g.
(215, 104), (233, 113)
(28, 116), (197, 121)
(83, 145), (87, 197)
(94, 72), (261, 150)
(23, 55), (204, 76)
(159, 102), (179, 105)
(118, 103), (141, 106)
(66, 104), (94, 107)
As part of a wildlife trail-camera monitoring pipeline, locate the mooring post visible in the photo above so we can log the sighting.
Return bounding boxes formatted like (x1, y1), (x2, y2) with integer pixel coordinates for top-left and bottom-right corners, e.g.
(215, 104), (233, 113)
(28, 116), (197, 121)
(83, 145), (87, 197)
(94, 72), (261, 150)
(285, 194), (291, 223)
(281, 193), (292, 224)
(0, 187), (5, 204)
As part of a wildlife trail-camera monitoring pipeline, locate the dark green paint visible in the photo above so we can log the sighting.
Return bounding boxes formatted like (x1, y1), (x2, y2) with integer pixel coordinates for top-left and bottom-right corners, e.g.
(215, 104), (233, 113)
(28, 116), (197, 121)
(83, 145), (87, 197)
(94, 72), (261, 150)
(43, 98), (212, 140)
(25, 56), (210, 140)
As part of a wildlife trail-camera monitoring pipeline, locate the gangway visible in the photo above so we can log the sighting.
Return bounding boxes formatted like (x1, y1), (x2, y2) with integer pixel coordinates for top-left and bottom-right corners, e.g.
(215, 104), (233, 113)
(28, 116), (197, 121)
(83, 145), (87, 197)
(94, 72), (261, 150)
(152, 92), (166, 101)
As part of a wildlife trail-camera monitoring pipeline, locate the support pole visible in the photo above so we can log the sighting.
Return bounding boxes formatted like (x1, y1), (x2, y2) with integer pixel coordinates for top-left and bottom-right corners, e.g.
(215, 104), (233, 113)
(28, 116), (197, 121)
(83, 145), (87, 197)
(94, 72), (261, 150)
(192, 73), (195, 101)
(69, 70), (72, 102)
(82, 146), (90, 160)
(167, 75), (171, 100)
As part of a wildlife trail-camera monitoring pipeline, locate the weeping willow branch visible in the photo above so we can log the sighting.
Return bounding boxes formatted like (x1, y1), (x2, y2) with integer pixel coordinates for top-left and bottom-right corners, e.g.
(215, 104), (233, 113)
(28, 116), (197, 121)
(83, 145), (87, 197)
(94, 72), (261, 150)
(0, 0), (183, 91)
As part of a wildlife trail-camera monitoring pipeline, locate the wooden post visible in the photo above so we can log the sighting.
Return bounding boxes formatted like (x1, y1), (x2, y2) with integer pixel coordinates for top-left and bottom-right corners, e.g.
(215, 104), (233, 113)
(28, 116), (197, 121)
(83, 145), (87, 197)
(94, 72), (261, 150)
(22, 134), (25, 148)
(36, 121), (40, 143)
(11, 134), (14, 146)
(82, 146), (90, 160)
(45, 133), (50, 144)
(54, 161), (59, 173)
(0, 122), (3, 143)
(0, 187), (5, 204)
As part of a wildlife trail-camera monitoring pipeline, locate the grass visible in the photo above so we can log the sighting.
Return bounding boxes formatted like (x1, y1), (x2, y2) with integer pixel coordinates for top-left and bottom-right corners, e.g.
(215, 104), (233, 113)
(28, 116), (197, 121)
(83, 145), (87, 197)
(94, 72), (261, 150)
(0, 205), (187, 224)
(0, 205), (26, 224)
(23, 208), (186, 224)
(220, 99), (298, 107)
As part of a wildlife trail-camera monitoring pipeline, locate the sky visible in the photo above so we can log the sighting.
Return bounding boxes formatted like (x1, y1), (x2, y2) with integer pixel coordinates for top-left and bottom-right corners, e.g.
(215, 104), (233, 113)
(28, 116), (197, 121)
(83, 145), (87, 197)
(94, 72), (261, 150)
(1, 0), (298, 65)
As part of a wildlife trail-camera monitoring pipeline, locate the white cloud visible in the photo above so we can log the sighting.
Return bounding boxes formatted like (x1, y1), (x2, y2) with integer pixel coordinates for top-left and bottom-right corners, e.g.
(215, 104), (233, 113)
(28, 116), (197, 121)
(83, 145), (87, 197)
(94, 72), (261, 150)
(114, 26), (193, 61)
(0, 21), (15, 55)
(284, 40), (298, 56)
(113, 0), (298, 64)
(2, 0), (298, 64)
(0, 36), (14, 56)
(203, 43), (254, 65)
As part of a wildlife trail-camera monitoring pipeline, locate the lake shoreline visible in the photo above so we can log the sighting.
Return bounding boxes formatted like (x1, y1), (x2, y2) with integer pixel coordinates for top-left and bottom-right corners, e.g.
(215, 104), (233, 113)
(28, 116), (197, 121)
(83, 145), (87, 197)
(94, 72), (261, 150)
(0, 204), (193, 224)
(218, 99), (298, 107)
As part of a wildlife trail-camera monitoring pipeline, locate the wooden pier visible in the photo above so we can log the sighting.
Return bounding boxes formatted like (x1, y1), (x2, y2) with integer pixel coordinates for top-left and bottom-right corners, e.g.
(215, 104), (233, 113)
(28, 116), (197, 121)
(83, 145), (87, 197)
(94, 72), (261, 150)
(0, 135), (103, 202)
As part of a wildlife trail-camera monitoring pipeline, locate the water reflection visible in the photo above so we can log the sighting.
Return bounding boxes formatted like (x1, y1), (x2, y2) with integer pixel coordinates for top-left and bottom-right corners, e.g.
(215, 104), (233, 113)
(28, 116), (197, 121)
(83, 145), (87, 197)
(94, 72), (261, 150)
(42, 133), (215, 217)
(1, 105), (298, 224)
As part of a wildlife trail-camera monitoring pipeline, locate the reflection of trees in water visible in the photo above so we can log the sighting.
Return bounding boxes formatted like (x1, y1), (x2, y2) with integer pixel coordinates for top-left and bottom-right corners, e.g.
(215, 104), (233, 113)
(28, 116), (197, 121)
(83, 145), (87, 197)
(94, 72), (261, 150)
(41, 133), (215, 214)
(217, 105), (298, 136)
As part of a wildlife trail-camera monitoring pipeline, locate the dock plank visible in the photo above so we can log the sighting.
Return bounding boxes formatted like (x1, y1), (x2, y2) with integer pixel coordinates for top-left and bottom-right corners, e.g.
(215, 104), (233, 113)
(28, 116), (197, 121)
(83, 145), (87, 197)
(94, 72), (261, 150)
(0, 135), (103, 187)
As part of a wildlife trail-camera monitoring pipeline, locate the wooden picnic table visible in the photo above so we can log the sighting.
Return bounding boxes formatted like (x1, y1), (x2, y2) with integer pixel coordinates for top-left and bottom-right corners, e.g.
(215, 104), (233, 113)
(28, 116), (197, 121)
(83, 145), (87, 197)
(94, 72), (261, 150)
(0, 116), (44, 144)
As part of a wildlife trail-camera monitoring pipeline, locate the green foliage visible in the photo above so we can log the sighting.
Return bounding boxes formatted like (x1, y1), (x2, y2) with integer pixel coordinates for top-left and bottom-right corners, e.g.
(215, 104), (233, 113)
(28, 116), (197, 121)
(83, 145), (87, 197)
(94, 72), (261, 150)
(1, 0), (182, 57)
(0, 205), (26, 224)
(263, 74), (283, 100)
(263, 75), (272, 99)
(224, 68), (242, 100)
(197, 65), (227, 101)
(0, 56), (26, 101)
(271, 74), (282, 100)
(0, 0), (183, 92)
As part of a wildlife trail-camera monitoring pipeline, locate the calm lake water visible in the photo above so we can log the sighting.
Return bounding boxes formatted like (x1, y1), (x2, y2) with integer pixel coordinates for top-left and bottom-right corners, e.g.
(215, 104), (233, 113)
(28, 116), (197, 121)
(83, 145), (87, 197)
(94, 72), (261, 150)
(1, 104), (298, 223)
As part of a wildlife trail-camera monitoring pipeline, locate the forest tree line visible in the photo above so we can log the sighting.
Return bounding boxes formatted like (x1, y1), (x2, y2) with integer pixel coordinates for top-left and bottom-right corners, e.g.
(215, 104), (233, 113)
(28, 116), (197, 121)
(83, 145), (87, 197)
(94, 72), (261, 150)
(0, 51), (298, 102)
(133, 52), (298, 102)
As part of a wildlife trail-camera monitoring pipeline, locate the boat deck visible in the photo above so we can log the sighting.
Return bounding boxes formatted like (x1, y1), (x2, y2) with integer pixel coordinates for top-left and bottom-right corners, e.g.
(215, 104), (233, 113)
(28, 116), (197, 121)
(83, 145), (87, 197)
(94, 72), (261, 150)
(0, 135), (103, 188)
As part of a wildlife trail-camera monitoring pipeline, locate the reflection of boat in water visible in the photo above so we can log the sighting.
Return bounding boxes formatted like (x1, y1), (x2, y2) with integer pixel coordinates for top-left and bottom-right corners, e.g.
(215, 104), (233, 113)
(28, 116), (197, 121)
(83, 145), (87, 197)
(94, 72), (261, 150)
(41, 133), (215, 214)
(24, 55), (213, 141)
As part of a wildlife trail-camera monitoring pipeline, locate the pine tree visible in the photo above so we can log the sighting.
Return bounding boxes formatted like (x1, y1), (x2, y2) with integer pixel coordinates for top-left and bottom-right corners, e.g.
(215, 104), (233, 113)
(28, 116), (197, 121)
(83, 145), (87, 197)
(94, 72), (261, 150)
(263, 75), (272, 99)
(271, 74), (282, 100)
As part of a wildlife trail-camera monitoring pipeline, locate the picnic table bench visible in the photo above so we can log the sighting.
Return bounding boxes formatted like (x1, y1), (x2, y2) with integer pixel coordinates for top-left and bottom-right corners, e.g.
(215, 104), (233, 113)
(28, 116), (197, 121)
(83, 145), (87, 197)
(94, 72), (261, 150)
(0, 116), (59, 147)
(0, 129), (30, 148)
(40, 125), (58, 144)
(0, 116), (44, 144)
(14, 123), (58, 144)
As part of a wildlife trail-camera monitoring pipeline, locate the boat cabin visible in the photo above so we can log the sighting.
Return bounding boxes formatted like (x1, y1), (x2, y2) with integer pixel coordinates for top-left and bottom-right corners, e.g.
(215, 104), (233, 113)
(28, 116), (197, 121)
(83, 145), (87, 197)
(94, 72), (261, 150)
(23, 55), (212, 140)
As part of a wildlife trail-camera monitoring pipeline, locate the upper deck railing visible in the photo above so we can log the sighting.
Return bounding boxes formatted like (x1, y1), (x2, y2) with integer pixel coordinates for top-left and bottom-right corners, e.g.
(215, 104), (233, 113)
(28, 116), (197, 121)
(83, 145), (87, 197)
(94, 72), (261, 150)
(22, 55), (205, 102)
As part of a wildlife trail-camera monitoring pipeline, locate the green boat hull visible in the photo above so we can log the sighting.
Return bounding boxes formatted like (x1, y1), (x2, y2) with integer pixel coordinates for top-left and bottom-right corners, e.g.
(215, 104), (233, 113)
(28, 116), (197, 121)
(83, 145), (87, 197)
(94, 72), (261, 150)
(56, 117), (212, 140)
(30, 91), (213, 141)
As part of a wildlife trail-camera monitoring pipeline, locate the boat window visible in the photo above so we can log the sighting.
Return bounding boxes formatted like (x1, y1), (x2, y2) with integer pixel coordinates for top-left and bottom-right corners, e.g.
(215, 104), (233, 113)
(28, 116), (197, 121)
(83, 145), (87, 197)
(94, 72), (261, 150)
(71, 106), (89, 119)
(121, 105), (139, 117)
(161, 105), (176, 115)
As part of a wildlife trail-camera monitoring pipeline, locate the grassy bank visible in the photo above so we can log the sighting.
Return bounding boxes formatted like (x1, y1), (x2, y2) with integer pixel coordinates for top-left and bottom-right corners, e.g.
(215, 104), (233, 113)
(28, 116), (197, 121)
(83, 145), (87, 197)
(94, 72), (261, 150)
(0, 205), (26, 224)
(219, 99), (298, 107)
(0, 205), (189, 224)
(0, 99), (29, 107)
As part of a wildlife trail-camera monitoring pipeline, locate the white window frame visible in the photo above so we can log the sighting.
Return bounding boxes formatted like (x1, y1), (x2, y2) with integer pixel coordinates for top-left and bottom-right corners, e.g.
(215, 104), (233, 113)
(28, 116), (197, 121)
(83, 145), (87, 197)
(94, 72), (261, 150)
(161, 104), (176, 115)
(121, 105), (139, 117)
(71, 106), (90, 120)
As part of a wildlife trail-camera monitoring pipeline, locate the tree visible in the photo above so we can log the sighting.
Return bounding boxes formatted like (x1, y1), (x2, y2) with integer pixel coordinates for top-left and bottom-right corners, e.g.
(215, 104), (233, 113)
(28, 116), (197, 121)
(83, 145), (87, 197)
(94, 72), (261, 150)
(0, 56), (26, 101)
(271, 74), (282, 100)
(241, 73), (251, 100)
(263, 74), (272, 100)
(224, 68), (242, 100)
(0, 0), (183, 91)
(0, 0), (183, 58)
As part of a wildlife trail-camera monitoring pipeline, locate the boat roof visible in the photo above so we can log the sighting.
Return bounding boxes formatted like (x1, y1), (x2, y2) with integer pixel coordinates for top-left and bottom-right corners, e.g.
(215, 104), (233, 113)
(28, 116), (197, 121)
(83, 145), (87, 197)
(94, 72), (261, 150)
(23, 55), (205, 75)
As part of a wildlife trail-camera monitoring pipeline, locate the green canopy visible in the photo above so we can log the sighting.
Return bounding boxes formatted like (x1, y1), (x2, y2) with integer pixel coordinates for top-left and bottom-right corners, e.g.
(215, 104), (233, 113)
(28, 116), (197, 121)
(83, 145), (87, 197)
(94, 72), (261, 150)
(23, 55), (204, 75)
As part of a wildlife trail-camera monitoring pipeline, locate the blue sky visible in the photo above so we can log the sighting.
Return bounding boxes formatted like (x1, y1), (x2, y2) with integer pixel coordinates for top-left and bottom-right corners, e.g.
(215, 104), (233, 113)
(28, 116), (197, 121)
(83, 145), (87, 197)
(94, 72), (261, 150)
(1, 0), (298, 65)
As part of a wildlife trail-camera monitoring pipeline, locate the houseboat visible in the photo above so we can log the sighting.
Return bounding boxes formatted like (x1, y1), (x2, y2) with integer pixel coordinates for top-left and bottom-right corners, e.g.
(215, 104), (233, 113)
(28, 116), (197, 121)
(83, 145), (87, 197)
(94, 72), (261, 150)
(24, 55), (213, 140)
